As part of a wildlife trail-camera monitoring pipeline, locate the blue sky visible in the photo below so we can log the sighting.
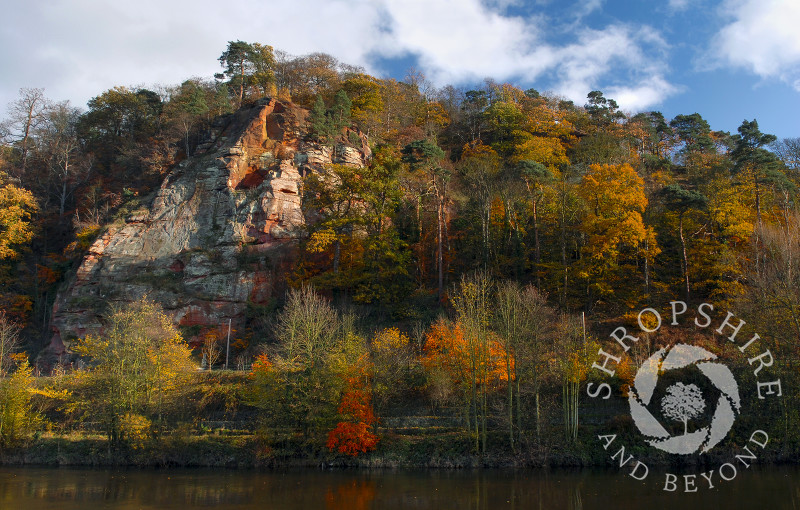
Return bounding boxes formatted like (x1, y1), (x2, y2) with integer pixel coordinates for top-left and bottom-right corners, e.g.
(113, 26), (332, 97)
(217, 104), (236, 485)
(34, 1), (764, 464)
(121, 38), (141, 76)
(1, 0), (798, 139)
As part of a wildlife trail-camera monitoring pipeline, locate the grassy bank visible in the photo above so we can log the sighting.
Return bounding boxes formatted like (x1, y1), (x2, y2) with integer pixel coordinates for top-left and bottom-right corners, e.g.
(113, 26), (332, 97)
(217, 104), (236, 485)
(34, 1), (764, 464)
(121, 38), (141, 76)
(3, 426), (798, 469)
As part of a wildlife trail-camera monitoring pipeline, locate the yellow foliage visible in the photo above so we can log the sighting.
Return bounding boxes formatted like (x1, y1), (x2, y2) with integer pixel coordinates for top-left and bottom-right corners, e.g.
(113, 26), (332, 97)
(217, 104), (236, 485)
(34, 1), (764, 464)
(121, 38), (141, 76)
(0, 179), (38, 260)
(308, 227), (339, 253)
(372, 328), (409, 353)
(579, 163), (650, 263)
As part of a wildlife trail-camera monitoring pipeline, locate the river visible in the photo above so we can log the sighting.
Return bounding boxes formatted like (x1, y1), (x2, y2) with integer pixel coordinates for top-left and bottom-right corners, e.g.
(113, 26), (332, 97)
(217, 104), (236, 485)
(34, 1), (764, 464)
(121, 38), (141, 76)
(0, 466), (797, 509)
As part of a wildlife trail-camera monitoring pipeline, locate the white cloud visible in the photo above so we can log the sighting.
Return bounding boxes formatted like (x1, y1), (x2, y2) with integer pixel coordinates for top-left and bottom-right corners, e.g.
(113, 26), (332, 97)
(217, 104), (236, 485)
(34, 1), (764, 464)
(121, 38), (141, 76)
(577, 0), (605, 19)
(0, 0), (677, 114)
(713, 0), (800, 89)
(608, 76), (681, 112)
(668, 0), (690, 11)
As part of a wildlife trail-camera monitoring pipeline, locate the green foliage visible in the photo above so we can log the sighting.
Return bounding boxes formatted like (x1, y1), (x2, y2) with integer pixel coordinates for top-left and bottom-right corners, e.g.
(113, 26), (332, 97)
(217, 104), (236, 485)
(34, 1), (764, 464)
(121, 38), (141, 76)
(300, 148), (411, 304)
(0, 358), (41, 449)
(71, 297), (195, 445)
(248, 286), (359, 438)
(218, 41), (276, 104)
(307, 91), (352, 144)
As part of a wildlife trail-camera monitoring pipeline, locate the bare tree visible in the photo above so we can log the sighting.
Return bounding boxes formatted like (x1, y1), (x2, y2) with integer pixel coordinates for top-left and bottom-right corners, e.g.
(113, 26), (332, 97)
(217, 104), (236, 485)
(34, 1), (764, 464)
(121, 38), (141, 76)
(773, 137), (800, 170)
(202, 332), (222, 370)
(36, 102), (91, 216)
(4, 88), (51, 183)
(0, 311), (21, 377)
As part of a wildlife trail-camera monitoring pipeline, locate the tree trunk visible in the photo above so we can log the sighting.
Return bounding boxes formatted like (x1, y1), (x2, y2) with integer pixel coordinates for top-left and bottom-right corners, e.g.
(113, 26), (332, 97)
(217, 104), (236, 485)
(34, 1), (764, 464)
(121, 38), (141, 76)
(507, 352), (514, 451)
(437, 195), (444, 303)
(333, 239), (341, 274)
(533, 197), (541, 287)
(679, 213), (690, 302)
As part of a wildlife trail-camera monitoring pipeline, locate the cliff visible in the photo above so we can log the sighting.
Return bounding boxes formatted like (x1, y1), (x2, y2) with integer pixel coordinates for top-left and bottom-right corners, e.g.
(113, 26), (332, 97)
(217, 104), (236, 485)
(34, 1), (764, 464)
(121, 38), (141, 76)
(48, 98), (370, 352)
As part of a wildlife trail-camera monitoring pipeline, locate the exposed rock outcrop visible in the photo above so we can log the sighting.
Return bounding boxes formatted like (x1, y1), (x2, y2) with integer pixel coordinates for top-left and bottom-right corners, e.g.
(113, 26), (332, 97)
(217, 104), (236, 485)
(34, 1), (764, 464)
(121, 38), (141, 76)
(49, 98), (370, 352)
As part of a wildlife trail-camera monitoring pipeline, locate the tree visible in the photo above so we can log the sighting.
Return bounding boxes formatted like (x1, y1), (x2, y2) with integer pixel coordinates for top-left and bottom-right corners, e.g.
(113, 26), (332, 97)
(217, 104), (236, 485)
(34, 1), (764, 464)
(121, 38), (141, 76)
(72, 297), (195, 444)
(585, 90), (625, 126)
(218, 41), (276, 106)
(402, 139), (449, 302)
(773, 137), (800, 170)
(659, 184), (707, 301)
(451, 271), (502, 454)
(457, 145), (502, 267)
(341, 74), (384, 137)
(670, 113), (715, 181)
(493, 281), (554, 449)
(0, 356), (40, 449)
(37, 102), (90, 216)
(301, 150), (411, 303)
(661, 382), (705, 435)
(0, 175), (37, 261)
(307, 91), (352, 144)
(731, 119), (782, 229)
(251, 286), (346, 437)
(326, 358), (379, 456)
(0, 311), (20, 377)
(516, 160), (554, 285)
(201, 330), (222, 369)
(3, 88), (51, 182)
(578, 163), (652, 304)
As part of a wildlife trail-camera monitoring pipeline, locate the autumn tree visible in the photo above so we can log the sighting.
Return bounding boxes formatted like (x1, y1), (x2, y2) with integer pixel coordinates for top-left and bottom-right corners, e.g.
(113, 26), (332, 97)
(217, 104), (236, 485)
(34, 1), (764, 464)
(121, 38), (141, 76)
(457, 144), (502, 267)
(340, 74), (384, 137)
(402, 139), (449, 302)
(326, 354), (379, 456)
(451, 271), (505, 454)
(301, 150), (411, 304)
(578, 163), (653, 305)
(0, 356), (40, 449)
(731, 119), (783, 231)
(72, 297), (195, 444)
(0, 174), (37, 261)
(251, 286), (350, 438)
(554, 313), (595, 443)
(516, 160), (554, 285)
(493, 281), (555, 449)
(659, 184), (707, 301)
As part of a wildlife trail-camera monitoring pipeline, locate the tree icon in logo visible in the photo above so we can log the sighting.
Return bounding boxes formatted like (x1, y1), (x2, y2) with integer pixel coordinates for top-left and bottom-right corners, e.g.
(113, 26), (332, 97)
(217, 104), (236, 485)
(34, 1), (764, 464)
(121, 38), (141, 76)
(661, 382), (706, 436)
(628, 344), (741, 455)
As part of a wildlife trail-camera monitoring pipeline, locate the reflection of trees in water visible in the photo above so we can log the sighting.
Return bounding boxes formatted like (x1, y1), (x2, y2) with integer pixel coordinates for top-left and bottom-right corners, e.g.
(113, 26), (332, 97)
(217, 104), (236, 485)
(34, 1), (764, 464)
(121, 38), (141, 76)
(0, 469), (257, 506)
(324, 480), (376, 510)
(569, 484), (583, 510)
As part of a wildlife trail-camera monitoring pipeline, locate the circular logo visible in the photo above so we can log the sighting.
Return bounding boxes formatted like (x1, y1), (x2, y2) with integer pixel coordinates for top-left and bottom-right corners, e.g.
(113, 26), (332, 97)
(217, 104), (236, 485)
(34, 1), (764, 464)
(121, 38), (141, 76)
(628, 343), (741, 455)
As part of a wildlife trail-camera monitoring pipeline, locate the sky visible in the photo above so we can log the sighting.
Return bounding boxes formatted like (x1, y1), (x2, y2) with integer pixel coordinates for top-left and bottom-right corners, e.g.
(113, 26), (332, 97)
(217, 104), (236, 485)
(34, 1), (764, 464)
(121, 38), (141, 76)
(1, 0), (798, 140)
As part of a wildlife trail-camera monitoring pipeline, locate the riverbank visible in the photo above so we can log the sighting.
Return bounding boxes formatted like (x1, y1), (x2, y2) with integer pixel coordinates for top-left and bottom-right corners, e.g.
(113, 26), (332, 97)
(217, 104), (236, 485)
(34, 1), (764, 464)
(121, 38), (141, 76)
(2, 428), (797, 469)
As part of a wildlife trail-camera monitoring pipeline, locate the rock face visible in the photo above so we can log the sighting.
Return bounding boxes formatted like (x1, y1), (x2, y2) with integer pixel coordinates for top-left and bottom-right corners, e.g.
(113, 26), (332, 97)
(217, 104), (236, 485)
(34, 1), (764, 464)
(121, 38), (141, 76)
(49, 98), (370, 352)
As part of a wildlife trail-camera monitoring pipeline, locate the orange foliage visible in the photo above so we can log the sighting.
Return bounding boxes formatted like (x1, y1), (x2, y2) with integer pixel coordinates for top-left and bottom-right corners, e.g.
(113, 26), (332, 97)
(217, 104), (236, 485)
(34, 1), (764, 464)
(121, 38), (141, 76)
(422, 318), (509, 388)
(327, 365), (379, 456)
(249, 353), (273, 378)
(325, 481), (377, 510)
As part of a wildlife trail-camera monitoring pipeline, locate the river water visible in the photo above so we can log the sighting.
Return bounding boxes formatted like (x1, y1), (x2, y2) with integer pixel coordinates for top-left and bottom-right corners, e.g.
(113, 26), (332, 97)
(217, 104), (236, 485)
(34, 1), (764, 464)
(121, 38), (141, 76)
(0, 466), (797, 509)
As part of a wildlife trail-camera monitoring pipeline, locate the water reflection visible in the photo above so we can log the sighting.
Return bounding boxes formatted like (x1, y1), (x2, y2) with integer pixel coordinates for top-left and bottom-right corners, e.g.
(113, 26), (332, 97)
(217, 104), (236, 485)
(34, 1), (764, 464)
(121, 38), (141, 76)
(0, 466), (796, 509)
